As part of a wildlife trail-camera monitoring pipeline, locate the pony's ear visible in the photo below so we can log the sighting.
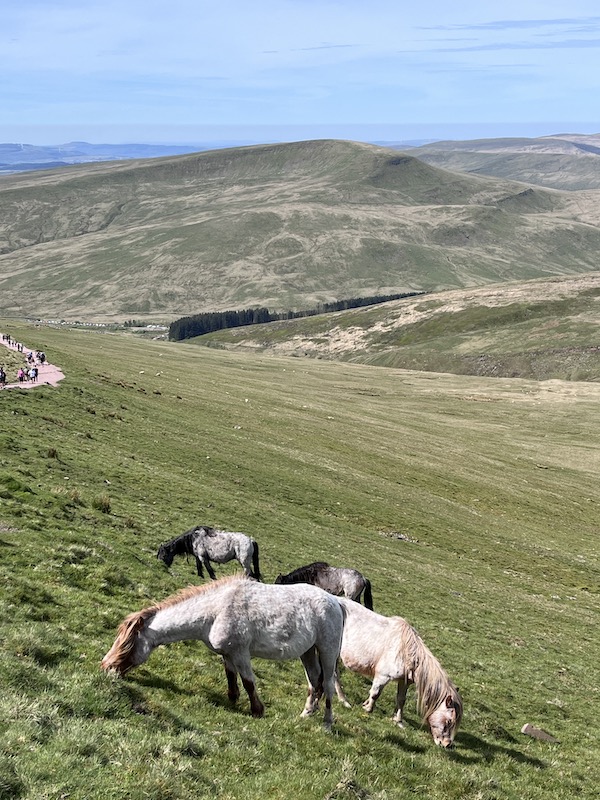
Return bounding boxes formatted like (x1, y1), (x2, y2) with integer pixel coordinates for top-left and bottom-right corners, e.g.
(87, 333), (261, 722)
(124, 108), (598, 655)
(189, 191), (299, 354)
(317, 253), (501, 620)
(134, 614), (147, 631)
(445, 694), (454, 708)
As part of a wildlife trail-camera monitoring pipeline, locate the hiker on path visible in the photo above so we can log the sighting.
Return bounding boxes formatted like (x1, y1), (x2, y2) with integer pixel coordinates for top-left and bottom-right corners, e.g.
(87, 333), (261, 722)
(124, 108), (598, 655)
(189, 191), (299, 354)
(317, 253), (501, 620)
(1, 332), (64, 390)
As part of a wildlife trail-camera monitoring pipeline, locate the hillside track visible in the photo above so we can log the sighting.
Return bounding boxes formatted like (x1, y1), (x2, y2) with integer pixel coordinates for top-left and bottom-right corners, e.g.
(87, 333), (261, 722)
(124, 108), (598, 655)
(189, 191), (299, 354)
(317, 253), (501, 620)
(0, 333), (65, 390)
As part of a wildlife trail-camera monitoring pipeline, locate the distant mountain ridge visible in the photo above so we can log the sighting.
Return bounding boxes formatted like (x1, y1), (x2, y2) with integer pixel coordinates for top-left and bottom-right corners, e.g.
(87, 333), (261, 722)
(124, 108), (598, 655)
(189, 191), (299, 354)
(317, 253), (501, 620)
(0, 134), (534, 175)
(2, 138), (600, 322)
(0, 141), (254, 174)
(410, 133), (600, 190)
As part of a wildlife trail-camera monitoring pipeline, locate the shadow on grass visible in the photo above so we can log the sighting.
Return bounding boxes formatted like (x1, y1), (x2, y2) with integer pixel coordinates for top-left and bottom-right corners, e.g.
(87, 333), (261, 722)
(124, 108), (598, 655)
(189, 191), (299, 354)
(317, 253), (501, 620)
(381, 730), (428, 753)
(129, 671), (196, 694)
(450, 731), (547, 767)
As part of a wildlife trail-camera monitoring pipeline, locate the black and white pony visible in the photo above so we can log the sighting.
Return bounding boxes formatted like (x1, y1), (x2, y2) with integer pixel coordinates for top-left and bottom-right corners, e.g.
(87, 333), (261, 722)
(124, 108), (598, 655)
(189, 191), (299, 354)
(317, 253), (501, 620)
(275, 561), (373, 609)
(157, 526), (261, 580)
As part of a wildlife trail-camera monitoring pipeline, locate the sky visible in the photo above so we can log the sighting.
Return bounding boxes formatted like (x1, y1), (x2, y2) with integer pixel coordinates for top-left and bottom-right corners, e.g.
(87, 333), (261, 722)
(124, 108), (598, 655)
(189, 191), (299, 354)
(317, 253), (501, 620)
(2, 0), (600, 145)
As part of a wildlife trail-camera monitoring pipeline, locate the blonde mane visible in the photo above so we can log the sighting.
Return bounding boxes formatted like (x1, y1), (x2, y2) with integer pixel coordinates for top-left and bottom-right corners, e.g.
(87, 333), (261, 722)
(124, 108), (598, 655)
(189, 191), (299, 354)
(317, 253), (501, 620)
(396, 618), (462, 724)
(152, 574), (248, 613)
(101, 575), (249, 673)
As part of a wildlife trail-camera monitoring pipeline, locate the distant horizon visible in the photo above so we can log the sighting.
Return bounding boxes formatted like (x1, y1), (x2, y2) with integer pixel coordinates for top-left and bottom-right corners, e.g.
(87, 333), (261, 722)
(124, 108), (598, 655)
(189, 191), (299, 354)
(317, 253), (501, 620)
(6, 3), (600, 152)
(1, 122), (599, 148)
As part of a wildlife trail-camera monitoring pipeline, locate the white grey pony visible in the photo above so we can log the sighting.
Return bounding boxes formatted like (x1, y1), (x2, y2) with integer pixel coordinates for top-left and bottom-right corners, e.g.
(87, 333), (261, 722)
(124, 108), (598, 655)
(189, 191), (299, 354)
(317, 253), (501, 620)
(157, 525), (261, 580)
(101, 576), (345, 730)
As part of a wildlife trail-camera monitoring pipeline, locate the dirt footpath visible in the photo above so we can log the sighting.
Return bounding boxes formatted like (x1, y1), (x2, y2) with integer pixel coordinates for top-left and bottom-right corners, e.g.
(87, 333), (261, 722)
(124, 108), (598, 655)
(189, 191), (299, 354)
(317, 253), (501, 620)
(0, 335), (65, 390)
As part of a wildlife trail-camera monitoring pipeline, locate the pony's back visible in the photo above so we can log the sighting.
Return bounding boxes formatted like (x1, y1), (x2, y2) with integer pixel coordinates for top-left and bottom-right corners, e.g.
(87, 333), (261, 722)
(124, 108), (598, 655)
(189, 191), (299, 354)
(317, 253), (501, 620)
(276, 562), (330, 584)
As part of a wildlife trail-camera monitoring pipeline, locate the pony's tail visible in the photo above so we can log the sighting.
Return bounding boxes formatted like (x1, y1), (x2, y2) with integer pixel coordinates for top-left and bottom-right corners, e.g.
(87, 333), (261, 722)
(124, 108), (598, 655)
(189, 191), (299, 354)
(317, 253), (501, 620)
(251, 541), (261, 581)
(363, 579), (373, 610)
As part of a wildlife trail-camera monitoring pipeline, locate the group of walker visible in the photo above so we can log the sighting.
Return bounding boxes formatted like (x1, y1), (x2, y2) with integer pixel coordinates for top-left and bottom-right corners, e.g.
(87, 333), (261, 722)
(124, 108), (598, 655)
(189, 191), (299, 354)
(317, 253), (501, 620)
(0, 333), (47, 388)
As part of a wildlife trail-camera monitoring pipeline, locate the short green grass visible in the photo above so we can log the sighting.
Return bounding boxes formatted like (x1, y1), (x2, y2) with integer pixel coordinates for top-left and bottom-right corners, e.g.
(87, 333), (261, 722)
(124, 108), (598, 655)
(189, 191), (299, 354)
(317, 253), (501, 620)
(1, 320), (599, 799)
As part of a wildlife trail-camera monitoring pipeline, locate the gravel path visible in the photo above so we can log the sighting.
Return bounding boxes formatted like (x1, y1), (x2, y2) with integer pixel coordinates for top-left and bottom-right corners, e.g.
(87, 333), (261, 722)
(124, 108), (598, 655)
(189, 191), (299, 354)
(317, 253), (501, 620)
(0, 335), (65, 390)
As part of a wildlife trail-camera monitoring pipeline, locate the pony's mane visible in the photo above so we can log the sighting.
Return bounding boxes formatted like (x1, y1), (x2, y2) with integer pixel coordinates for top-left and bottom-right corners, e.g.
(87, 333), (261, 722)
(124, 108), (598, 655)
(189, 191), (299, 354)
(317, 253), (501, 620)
(158, 529), (197, 556)
(281, 562), (330, 582)
(152, 574), (247, 613)
(157, 526), (221, 564)
(395, 618), (462, 724)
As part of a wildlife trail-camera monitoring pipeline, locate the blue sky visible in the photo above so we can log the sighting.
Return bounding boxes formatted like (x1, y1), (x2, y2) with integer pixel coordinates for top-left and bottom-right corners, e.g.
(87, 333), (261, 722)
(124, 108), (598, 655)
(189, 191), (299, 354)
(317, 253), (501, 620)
(2, 0), (600, 144)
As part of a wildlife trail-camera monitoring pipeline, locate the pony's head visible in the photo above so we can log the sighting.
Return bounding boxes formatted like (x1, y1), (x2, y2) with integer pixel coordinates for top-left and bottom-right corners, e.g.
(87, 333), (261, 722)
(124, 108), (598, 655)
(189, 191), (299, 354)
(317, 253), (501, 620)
(101, 609), (155, 676)
(157, 542), (174, 567)
(427, 689), (462, 748)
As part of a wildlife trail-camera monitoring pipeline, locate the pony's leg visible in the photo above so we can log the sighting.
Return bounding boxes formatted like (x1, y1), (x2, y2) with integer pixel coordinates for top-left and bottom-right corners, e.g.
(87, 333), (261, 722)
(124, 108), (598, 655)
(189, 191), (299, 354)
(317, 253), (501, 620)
(195, 556), (204, 577)
(229, 655), (264, 717)
(301, 647), (339, 731)
(392, 679), (409, 726)
(362, 673), (391, 713)
(222, 658), (240, 704)
(334, 668), (352, 709)
(316, 647), (340, 732)
(299, 647), (322, 719)
(205, 559), (217, 580)
(241, 553), (252, 578)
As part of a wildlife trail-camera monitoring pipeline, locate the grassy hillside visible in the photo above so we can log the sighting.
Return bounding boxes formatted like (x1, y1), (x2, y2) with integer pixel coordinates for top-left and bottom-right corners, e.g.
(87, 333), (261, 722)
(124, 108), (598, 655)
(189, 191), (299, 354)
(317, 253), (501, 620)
(1, 320), (599, 799)
(412, 134), (600, 190)
(2, 139), (600, 322)
(197, 272), (600, 382)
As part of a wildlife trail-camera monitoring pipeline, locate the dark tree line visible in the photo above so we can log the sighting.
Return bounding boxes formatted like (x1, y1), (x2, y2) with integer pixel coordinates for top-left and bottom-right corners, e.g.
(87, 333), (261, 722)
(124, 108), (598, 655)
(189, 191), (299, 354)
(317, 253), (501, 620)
(169, 291), (425, 341)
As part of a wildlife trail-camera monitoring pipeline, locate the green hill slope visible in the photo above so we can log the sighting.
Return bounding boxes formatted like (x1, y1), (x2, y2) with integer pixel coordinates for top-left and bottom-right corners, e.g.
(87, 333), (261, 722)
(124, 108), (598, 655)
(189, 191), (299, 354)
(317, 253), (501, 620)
(0, 321), (599, 798)
(1, 139), (600, 322)
(198, 272), (600, 382)
(412, 133), (600, 190)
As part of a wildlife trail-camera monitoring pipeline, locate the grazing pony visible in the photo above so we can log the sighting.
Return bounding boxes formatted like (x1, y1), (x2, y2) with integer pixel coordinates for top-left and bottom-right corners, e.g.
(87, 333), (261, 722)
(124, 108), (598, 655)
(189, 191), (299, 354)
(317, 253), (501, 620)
(157, 526), (261, 580)
(275, 561), (373, 610)
(101, 575), (344, 730)
(333, 599), (462, 748)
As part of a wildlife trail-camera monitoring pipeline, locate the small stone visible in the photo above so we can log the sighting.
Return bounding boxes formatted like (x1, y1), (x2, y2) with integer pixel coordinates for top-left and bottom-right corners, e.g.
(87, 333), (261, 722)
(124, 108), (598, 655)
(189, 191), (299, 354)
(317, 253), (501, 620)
(521, 723), (559, 743)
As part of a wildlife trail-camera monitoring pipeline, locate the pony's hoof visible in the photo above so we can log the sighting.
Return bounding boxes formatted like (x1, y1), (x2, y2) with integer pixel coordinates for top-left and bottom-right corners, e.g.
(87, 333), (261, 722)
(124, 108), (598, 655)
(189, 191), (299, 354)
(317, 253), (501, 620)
(341, 700), (352, 709)
(393, 719), (404, 728)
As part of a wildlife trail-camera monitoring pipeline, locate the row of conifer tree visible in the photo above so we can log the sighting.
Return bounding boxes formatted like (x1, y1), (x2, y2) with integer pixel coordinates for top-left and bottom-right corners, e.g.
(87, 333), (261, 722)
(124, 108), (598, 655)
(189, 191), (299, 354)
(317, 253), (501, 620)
(169, 291), (424, 341)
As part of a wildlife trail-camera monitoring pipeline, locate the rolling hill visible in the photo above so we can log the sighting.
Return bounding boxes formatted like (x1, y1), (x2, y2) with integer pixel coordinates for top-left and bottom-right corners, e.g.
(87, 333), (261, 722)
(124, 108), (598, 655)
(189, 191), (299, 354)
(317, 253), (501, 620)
(194, 272), (600, 382)
(411, 133), (600, 190)
(2, 139), (600, 322)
